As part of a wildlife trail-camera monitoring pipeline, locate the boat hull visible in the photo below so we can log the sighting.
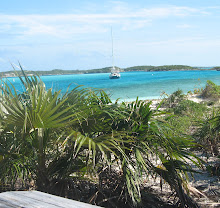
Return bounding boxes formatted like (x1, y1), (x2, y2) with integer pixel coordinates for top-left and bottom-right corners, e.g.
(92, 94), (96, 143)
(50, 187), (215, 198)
(109, 76), (120, 79)
(109, 73), (120, 79)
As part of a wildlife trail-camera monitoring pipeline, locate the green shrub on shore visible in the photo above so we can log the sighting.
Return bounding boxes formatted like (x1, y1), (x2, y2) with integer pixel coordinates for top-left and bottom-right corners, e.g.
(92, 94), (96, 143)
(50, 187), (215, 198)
(167, 115), (192, 134)
(162, 90), (209, 138)
(172, 100), (207, 118)
(161, 89), (186, 108)
(195, 108), (220, 156)
(162, 90), (207, 118)
(201, 80), (220, 101)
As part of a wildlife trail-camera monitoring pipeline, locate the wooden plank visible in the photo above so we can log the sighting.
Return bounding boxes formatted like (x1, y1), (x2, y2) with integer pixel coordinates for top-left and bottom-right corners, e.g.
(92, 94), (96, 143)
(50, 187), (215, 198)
(0, 199), (18, 208)
(0, 191), (101, 208)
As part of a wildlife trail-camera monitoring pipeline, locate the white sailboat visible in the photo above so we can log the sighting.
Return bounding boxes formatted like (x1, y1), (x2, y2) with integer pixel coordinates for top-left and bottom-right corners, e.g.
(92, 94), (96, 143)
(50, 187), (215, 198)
(109, 28), (120, 79)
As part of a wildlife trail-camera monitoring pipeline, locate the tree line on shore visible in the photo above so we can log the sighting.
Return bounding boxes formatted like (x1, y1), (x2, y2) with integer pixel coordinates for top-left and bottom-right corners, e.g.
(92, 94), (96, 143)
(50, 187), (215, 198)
(1, 65), (218, 77)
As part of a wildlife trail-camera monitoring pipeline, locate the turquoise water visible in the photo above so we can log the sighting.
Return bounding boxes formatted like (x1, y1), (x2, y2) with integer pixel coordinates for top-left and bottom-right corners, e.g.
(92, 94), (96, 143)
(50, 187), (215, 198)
(5, 70), (220, 102)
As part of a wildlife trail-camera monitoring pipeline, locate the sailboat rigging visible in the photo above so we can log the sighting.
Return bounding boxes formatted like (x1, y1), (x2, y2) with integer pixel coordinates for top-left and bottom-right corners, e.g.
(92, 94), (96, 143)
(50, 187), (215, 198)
(109, 28), (120, 79)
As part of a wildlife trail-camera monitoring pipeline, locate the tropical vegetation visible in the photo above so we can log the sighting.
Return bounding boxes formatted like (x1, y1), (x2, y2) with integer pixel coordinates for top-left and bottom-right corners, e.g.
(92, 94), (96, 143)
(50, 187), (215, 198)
(0, 68), (219, 207)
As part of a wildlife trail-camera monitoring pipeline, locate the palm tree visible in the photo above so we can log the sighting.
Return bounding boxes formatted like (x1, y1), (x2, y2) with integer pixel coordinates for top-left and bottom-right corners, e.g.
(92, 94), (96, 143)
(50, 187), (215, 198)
(0, 70), (74, 188)
(0, 67), (125, 192)
(114, 99), (202, 207)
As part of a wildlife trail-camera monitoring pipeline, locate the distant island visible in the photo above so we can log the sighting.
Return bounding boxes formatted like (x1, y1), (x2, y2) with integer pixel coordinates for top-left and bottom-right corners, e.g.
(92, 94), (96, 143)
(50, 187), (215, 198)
(0, 65), (217, 77)
(212, 66), (220, 71)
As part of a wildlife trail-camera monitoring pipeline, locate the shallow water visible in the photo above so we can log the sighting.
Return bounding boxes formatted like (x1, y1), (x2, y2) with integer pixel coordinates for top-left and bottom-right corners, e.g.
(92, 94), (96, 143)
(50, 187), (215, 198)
(5, 70), (220, 102)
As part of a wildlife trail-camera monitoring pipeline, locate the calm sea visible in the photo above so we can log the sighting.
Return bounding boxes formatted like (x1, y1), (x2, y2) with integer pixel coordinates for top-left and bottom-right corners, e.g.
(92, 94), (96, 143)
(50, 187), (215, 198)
(5, 70), (220, 102)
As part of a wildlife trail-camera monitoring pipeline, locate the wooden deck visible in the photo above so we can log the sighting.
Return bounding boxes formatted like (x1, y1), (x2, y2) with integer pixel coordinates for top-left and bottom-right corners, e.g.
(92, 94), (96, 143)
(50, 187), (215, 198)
(0, 190), (101, 208)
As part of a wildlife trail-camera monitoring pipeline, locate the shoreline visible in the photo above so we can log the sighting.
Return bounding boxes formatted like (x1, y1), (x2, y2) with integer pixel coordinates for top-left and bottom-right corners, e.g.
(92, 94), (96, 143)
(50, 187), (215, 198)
(1, 68), (216, 78)
(117, 93), (208, 107)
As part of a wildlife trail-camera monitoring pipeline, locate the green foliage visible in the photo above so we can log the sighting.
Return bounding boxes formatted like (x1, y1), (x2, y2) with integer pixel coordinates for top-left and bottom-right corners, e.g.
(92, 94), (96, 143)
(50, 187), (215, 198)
(195, 108), (220, 155)
(167, 115), (192, 134)
(187, 91), (193, 95)
(201, 80), (220, 100)
(163, 90), (208, 138)
(193, 88), (202, 94)
(161, 89), (186, 108)
(172, 100), (207, 118)
(125, 65), (196, 72)
(162, 90), (207, 119)
(0, 67), (202, 207)
(118, 99), (202, 207)
(206, 163), (220, 176)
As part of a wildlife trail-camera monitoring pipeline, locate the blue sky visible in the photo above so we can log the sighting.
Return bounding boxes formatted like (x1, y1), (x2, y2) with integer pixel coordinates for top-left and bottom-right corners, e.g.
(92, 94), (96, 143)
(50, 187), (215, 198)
(0, 0), (220, 71)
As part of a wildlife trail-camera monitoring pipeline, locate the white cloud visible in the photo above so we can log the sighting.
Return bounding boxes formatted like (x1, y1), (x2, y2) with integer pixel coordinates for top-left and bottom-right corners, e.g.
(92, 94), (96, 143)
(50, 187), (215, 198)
(0, 5), (212, 39)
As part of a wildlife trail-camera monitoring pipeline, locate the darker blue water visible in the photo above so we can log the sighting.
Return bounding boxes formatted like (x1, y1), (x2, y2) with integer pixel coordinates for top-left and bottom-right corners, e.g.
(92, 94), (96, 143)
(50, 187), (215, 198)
(4, 70), (220, 102)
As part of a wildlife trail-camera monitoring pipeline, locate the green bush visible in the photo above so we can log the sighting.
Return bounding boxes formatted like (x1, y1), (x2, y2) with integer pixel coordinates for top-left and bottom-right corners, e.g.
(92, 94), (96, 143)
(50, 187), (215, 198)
(195, 108), (220, 155)
(162, 89), (185, 108)
(167, 115), (192, 134)
(201, 80), (220, 100)
(172, 100), (207, 118)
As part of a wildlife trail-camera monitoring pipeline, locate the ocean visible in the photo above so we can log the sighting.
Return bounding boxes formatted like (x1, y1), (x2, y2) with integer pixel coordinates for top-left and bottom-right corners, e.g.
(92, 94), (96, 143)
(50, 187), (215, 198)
(5, 70), (220, 102)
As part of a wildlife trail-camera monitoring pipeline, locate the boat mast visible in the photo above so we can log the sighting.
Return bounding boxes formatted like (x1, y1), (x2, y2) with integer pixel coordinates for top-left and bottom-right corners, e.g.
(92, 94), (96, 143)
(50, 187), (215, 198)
(111, 27), (115, 70)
